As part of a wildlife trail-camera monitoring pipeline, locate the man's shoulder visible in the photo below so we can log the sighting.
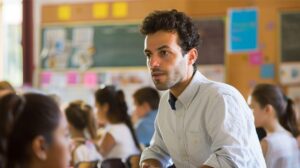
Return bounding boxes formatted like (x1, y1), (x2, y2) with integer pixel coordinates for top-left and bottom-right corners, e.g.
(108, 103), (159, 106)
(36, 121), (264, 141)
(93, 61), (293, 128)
(198, 80), (240, 98)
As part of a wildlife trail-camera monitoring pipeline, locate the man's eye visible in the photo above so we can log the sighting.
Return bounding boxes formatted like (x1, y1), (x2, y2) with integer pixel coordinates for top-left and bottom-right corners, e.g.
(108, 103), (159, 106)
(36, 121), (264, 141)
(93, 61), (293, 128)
(160, 50), (168, 57)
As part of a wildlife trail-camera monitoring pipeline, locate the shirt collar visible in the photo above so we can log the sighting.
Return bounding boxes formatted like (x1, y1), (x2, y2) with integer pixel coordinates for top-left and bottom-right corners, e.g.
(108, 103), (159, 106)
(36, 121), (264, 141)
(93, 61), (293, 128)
(168, 71), (208, 110)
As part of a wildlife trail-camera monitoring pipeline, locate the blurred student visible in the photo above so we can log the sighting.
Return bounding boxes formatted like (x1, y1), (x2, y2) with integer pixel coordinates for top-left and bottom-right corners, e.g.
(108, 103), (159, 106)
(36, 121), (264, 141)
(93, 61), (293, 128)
(0, 93), (70, 168)
(0, 81), (15, 97)
(249, 83), (300, 168)
(95, 85), (141, 161)
(65, 100), (101, 166)
(131, 87), (160, 147)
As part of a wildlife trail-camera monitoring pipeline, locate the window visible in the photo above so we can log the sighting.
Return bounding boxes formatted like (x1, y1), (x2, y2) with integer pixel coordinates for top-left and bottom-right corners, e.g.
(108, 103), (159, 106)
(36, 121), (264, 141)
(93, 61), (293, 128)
(0, 0), (22, 86)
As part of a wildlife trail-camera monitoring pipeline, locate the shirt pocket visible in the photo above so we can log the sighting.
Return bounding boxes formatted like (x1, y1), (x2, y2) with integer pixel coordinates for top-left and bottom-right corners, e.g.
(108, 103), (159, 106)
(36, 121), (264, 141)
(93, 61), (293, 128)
(186, 131), (209, 164)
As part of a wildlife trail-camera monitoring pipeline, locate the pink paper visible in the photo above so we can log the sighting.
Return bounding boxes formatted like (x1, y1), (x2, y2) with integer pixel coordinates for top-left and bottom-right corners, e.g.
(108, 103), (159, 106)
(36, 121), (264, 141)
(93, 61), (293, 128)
(41, 71), (52, 85)
(67, 71), (79, 85)
(83, 72), (98, 88)
(249, 51), (263, 65)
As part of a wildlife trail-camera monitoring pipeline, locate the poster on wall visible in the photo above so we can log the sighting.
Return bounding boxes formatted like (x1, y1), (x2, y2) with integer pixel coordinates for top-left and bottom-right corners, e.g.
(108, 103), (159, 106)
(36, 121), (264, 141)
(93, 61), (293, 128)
(280, 63), (300, 85)
(198, 65), (225, 82)
(228, 8), (258, 53)
(40, 28), (70, 69)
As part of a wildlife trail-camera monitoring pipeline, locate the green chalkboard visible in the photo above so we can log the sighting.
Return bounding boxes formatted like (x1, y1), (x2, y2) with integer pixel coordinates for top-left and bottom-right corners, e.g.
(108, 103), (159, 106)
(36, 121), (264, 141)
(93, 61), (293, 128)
(93, 25), (145, 67)
(40, 24), (146, 69)
(281, 12), (300, 62)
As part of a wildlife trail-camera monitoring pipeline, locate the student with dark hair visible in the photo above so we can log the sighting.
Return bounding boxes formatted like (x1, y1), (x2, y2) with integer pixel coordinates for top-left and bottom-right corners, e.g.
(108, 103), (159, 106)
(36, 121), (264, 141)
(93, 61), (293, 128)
(95, 85), (140, 162)
(248, 83), (300, 168)
(0, 93), (70, 168)
(131, 87), (160, 147)
(65, 100), (101, 166)
(0, 81), (15, 97)
(139, 9), (265, 168)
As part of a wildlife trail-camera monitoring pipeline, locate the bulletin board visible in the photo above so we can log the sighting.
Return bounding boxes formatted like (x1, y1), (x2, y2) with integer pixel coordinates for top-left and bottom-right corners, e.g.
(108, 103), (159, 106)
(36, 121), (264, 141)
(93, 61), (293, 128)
(40, 24), (145, 69)
(193, 19), (225, 65)
(280, 12), (300, 85)
(281, 12), (300, 62)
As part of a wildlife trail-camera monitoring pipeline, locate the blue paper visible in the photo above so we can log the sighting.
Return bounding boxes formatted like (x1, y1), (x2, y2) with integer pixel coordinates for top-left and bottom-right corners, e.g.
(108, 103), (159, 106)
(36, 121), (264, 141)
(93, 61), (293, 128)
(260, 64), (274, 79)
(229, 8), (258, 52)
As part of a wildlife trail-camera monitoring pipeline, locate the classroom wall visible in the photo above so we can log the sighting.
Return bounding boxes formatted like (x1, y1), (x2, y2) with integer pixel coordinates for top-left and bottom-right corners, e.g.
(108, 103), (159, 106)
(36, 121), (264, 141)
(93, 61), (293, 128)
(37, 0), (300, 98)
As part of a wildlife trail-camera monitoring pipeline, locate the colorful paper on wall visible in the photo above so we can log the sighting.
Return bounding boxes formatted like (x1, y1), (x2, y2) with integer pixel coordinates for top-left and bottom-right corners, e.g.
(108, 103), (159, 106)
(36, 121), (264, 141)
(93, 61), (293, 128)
(228, 8), (258, 52)
(83, 72), (98, 88)
(249, 51), (263, 65)
(72, 27), (94, 47)
(93, 3), (109, 18)
(51, 73), (67, 87)
(112, 2), (128, 18)
(260, 64), (274, 79)
(41, 71), (52, 85)
(280, 63), (300, 85)
(198, 65), (225, 82)
(67, 71), (79, 85)
(58, 5), (71, 20)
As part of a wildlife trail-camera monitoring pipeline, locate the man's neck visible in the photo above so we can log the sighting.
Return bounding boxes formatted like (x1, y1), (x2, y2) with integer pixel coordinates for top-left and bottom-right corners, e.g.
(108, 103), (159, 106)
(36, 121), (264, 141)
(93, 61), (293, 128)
(170, 70), (195, 98)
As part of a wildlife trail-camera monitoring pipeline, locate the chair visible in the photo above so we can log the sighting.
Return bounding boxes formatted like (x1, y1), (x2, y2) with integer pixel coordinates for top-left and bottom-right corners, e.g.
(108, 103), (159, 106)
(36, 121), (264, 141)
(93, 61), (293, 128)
(126, 154), (140, 168)
(100, 158), (126, 168)
(75, 160), (100, 168)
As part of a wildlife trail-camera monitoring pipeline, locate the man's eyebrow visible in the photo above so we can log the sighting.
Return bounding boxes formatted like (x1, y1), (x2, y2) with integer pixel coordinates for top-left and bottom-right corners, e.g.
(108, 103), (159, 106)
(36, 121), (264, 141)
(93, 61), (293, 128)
(144, 49), (151, 53)
(144, 45), (170, 53)
(157, 45), (169, 50)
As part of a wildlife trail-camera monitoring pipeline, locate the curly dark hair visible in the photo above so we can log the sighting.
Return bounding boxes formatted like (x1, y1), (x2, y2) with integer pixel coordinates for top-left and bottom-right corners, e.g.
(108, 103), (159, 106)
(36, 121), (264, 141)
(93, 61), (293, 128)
(140, 9), (201, 69)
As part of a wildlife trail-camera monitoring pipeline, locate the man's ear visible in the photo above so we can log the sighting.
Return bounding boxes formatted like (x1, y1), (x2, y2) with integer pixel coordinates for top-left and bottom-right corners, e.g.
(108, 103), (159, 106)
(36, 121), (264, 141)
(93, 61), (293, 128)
(32, 136), (48, 161)
(187, 48), (198, 66)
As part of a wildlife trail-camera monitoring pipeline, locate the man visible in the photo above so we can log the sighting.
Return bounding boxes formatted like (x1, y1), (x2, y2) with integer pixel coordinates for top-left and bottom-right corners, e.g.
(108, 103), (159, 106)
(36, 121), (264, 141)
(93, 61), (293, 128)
(139, 9), (266, 168)
(131, 87), (160, 147)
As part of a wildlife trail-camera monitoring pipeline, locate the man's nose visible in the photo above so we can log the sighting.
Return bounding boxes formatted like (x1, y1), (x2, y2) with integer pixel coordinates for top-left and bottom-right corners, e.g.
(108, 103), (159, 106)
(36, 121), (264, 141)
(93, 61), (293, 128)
(148, 55), (160, 68)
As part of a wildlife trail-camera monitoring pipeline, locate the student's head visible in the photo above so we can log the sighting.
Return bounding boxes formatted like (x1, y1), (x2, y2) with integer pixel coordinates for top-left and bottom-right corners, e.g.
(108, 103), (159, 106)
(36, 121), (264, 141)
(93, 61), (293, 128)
(249, 84), (300, 137)
(0, 93), (70, 168)
(140, 9), (200, 90)
(0, 81), (15, 97)
(65, 100), (97, 139)
(94, 85), (128, 124)
(133, 87), (160, 117)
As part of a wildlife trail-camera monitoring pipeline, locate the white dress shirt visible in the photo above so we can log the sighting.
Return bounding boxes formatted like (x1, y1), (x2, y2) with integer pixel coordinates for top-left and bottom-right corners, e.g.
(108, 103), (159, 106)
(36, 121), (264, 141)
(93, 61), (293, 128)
(140, 71), (266, 168)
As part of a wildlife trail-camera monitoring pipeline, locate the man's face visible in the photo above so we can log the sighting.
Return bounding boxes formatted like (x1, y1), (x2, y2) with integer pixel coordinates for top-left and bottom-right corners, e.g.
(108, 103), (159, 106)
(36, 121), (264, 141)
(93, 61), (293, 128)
(144, 31), (189, 90)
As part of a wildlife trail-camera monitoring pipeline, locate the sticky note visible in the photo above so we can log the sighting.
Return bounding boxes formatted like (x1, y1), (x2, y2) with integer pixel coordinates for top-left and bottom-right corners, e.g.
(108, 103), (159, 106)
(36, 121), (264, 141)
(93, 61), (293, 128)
(291, 68), (299, 78)
(83, 72), (98, 88)
(41, 71), (52, 85)
(58, 5), (71, 20)
(260, 64), (274, 79)
(93, 3), (109, 18)
(249, 51), (263, 65)
(67, 71), (79, 85)
(112, 2), (128, 18)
